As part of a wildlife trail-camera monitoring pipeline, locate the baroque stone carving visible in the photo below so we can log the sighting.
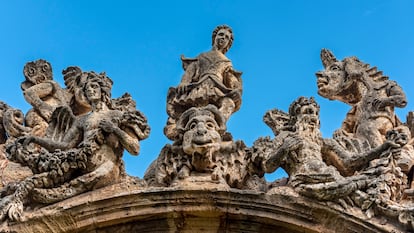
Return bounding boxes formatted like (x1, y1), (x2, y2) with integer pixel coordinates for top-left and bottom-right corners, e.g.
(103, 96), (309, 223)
(145, 25), (265, 190)
(145, 105), (264, 190)
(2, 28), (414, 233)
(164, 25), (242, 140)
(315, 49), (412, 174)
(252, 50), (414, 231)
(0, 62), (149, 222)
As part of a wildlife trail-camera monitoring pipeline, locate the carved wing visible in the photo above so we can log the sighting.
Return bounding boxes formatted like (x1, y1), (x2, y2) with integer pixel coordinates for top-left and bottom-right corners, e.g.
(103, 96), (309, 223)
(62, 66), (83, 94)
(263, 109), (290, 136)
(45, 106), (76, 142)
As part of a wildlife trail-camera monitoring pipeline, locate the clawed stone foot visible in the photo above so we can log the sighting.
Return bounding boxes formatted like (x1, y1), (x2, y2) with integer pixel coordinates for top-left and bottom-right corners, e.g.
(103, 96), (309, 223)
(0, 196), (24, 222)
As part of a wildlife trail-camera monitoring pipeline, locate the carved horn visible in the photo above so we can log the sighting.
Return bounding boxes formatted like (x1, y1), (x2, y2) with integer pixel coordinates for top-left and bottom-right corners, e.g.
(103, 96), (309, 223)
(320, 49), (337, 68)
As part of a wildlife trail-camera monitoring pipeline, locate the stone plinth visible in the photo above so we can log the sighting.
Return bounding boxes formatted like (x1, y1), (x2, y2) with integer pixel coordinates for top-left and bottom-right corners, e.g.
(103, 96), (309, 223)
(0, 181), (399, 233)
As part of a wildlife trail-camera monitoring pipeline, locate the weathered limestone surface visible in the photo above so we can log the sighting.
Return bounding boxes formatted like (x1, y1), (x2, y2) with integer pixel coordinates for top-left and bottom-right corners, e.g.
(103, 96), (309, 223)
(0, 182), (400, 233)
(0, 65), (150, 222)
(1, 25), (414, 232)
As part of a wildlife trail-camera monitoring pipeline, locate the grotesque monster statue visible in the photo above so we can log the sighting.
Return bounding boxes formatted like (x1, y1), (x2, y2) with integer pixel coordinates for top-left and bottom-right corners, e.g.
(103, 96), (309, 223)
(145, 105), (263, 190)
(315, 49), (414, 176)
(316, 49), (408, 149)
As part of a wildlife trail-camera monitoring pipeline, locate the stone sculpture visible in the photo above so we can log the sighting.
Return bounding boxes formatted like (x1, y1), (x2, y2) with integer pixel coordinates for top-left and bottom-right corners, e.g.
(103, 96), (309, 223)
(164, 25), (242, 140)
(256, 97), (406, 212)
(0, 66), (149, 222)
(2, 26), (414, 232)
(145, 25), (266, 191)
(315, 50), (411, 167)
(254, 50), (414, 230)
(21, 60), (70, 137)
(145, 105), (264, 190)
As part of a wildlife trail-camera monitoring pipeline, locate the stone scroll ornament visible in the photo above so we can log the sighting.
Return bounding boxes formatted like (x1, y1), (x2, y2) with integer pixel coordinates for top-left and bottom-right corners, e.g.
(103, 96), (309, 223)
(0, 62), (150, 222)
(145, 25), (266, 190)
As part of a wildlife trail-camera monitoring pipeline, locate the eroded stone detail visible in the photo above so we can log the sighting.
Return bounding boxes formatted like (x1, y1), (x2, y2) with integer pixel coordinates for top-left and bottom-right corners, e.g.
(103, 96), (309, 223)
(145, 105), (264, 190)
(258, 97), (400, 203)
(254, 50), (414, 231)
(164, 25), (242, 140)
(1, 37), (414, 232)
(315, 49), (412, 171)
(145, 25), (265, 190)
(0, 64), (149, 222)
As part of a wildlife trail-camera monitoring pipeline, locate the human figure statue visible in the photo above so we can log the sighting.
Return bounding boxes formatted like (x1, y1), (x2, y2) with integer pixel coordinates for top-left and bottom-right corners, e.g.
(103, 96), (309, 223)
(0, 71), (150, 221)
(261, 97), (402, 203)
(263, 97), (345, 190)
(165, 25), (242, 140)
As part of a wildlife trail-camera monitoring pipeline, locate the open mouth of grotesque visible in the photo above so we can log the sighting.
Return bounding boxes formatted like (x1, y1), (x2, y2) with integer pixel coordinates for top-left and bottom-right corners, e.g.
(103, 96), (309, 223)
(193, 137), (213, 145)
(317, 77), (328, 88)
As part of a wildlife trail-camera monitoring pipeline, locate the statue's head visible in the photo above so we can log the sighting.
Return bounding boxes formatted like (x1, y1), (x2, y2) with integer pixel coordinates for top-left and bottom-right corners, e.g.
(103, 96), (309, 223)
(289, 97), (320, 131)
(83, 72), (113, 108)
(22, 59), (53, 88)
(212, 25), (233, 54)
(177, 105), (226, 155)
(315, 49), (388, 105)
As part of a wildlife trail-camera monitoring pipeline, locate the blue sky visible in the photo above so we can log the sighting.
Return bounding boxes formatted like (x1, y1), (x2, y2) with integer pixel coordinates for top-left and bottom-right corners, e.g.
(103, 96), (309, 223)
(0, 1), (413, 180)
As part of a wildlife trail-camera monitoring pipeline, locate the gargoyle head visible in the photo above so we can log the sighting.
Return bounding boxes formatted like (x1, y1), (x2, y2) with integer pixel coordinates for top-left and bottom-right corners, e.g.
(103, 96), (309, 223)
(21, 59), (53, 90)
(177, 105), (226, 156)
(315, 49), (368, 105)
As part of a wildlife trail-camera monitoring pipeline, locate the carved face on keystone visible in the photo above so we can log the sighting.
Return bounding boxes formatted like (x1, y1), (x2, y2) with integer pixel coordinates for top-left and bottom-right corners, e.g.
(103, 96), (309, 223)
(23, 59), (53, 85)
(182, 113), (222, 155)
(178, 106), (225, 156)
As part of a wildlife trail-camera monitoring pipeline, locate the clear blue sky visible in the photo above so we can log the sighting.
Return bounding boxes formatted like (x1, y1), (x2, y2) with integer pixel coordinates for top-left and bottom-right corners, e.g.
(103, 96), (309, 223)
(0, 1), (413, 180)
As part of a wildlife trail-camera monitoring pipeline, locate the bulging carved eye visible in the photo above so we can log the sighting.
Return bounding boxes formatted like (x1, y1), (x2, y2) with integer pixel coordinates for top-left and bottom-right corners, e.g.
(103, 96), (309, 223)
(189, 122), (197, 130)
(206, 122), (215, 129)
(330, 65), (340, 71)
(42, 64), (50, 72)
